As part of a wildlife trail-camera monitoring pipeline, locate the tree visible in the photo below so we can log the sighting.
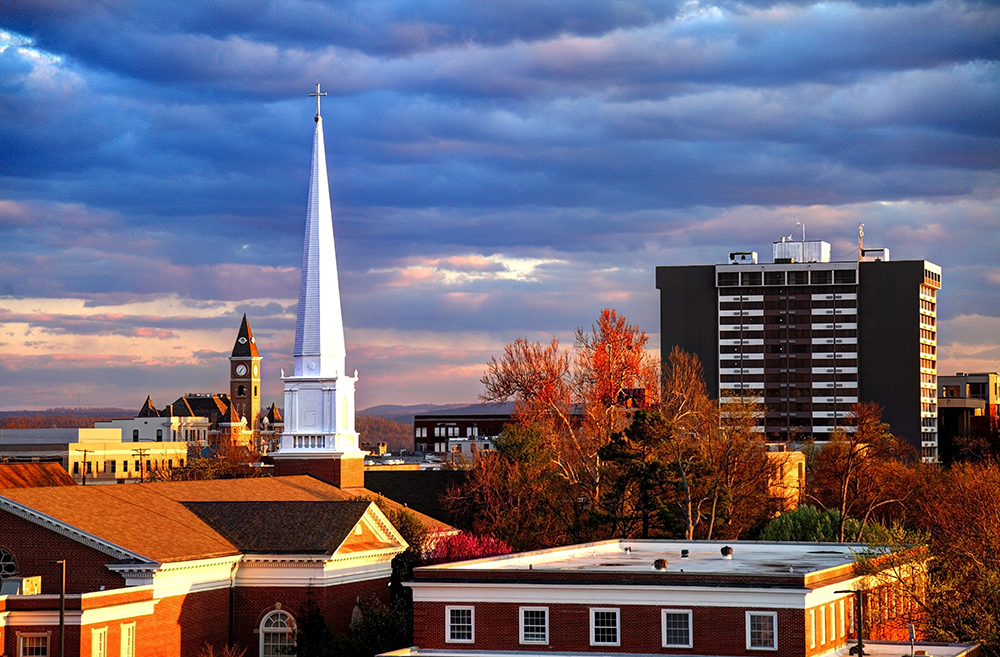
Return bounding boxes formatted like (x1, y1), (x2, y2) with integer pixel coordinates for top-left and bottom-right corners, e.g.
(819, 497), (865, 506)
(443, 425), (580, 549)
(658, 347), (716, 540)
(806, 402), (913, 541)
(474, 309), (659, 543)
(423, 532), (513, 565)
(905, 462), (1000, 654)
(700, 391), (781, 540)
(760, 505), (860, 542)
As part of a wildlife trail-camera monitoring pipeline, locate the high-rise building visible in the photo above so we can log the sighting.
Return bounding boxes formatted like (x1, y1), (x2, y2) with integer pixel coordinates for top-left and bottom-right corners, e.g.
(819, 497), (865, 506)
(656, 238), (941, 461)
(272, 84), (366, 487)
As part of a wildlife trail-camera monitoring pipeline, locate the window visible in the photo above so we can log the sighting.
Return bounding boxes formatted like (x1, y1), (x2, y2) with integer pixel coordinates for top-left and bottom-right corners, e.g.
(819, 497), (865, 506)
(120, 623), (135, 657)
(92, 627), (108, 657)
(810, 609), (816, 648)
(18, 634), (48, 656)
(839, 599), (846, 638)
(260, 610), (295, 657)
(520, 607), (548, 644)
(0, 547), (17, 577)
(238, 385), (246, 397)
(446, 606), (474, 643)
(662, 609), (693, 648)
(73, 462), (80, 474)
(590, 608), (620, 646)
(156, 429), (162, 442)
(86, 462), (92, 474)
(134, 460), (140, 472)
(132, 429), (139, 442)
(110, 461), (116, 473)
(747, 611), (778, 650)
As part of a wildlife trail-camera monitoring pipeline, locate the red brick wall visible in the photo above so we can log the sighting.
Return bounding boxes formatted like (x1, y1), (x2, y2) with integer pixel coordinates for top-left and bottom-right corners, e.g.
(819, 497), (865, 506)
(0, 509), (126, 594)
(232, 578), (390, 650)
(414, 602), (807, 656)
(273, 456), (364, 488)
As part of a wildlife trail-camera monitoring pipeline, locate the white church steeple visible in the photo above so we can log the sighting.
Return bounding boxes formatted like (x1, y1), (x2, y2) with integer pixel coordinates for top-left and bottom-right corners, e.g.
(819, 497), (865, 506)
(273, 84), (365, 488)
(294, 83), (346, 379)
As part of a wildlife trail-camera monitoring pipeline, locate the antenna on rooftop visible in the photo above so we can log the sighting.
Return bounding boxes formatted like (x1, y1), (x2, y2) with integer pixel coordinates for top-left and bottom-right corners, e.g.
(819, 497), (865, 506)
(795, 221), (805, 243)
(858, 223), (865, 261)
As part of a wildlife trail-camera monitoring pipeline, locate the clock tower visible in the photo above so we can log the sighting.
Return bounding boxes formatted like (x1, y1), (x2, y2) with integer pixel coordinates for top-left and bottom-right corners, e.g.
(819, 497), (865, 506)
(230, 314), (262, 434)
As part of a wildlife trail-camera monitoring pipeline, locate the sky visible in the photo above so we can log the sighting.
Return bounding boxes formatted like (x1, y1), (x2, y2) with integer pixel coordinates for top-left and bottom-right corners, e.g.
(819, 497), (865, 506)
(0, 0), (997, 413)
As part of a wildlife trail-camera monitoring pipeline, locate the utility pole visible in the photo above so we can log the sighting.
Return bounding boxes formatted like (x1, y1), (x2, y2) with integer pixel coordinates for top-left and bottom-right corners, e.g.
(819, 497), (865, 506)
(78, 448), (91, 485)
(132, 447), (150, 482)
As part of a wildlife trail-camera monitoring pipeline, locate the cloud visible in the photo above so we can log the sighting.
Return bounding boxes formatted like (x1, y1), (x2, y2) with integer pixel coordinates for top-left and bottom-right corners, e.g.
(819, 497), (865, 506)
(1, 0), (998, 409)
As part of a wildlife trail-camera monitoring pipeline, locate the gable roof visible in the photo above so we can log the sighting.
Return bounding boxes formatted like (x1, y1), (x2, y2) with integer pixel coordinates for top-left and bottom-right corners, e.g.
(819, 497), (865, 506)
(0, 463), (76, 489)
(231, 314), (260, 358)
(0, 475), (449, 563)
(184, 500), (372, 554)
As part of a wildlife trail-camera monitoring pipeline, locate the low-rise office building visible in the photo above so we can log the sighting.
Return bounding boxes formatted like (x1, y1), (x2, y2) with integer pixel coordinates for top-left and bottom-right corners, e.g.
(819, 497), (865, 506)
(393, 540), (936, 657)
(0, 428), (187, 483)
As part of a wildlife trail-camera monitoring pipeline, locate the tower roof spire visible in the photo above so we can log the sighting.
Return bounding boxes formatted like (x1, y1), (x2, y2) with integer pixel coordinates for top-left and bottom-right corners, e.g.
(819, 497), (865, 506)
(293, 83), (346, 378)
(231, 313), (259, 358)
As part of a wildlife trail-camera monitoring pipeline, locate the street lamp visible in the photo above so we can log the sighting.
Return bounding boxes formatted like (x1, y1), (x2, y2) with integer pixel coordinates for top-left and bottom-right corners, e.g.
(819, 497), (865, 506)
(835, 589), (865, 656)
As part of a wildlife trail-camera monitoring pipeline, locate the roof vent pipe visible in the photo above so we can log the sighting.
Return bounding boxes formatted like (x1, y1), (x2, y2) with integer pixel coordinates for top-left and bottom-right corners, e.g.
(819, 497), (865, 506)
(721, 546), (733, 559)
(681, 549), (689, 559)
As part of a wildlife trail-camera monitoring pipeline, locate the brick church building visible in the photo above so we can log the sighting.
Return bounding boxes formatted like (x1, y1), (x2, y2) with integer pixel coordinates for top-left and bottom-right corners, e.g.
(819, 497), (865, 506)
(0, 475), (447, 656)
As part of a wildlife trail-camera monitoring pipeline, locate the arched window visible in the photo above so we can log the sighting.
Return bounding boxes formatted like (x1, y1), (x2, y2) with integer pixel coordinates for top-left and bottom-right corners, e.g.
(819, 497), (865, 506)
(0, 547), (16, 578)
(260, 610), (295, 657)
(238, 385), (246, 397)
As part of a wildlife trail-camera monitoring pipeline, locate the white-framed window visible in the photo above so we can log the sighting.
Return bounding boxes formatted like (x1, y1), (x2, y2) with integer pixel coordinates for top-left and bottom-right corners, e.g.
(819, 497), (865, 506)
(446, 606), (474, 643)
(840, 599), (846, 638)
(520, 607), (548, 644)
(810, 609), (816, 648)
(120, 622), (135, 657)
(829, 603), (836, 640)
(820, 605), (826, 644)
(18, 634), (49, 657)
(260, 610), (296, 657)
(590, 608), (620, 646)
(662, 609), (693, 648)
(746, 611), (778, 651)
(92, 627), (108, 657)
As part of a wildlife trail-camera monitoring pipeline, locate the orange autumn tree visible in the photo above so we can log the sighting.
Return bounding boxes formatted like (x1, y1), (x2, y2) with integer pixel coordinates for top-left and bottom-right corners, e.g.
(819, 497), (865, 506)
(472, 309), (659, 541)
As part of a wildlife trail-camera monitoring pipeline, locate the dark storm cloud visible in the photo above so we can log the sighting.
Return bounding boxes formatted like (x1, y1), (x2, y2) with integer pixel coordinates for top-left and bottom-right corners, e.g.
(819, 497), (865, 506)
(1, 0), (998, 408)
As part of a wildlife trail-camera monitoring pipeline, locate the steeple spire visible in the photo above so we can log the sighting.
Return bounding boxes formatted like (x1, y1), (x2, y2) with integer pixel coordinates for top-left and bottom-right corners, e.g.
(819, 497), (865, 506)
(293, 87), (346, 379)
(274, 84), (364, 489)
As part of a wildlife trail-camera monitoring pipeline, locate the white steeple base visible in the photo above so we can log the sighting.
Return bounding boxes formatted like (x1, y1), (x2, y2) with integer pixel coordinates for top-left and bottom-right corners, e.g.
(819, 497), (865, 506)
(272, 371), (367, 488)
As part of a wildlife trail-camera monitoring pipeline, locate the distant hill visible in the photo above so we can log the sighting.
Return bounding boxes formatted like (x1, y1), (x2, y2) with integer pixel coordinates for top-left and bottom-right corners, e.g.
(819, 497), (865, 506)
(0, 407), (134, 418)
(358, 403), (475, 426)
(356, 415), (414, 453)
(0, 408), (135, 429)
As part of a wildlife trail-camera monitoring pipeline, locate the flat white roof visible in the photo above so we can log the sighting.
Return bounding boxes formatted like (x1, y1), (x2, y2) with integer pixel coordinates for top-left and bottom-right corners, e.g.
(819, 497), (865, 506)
(428, 539), (862, 577)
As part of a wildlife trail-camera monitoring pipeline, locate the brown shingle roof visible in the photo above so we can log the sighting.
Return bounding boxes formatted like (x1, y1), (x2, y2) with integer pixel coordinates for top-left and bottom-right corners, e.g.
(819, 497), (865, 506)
(0, 475), (450, 563)
(0, 463), (76, 489)
(184, 501), (370, 554)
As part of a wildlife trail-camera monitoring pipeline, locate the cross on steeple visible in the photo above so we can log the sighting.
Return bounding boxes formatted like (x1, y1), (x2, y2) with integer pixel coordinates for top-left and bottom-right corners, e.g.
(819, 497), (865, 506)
(310, 82), (327, 120)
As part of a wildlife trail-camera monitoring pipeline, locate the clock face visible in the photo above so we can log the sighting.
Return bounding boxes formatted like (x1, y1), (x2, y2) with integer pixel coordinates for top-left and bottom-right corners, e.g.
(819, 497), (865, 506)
(238, 337), (248, 344)
(235, 364), (248, 376)
(253, 363), (259, 377)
